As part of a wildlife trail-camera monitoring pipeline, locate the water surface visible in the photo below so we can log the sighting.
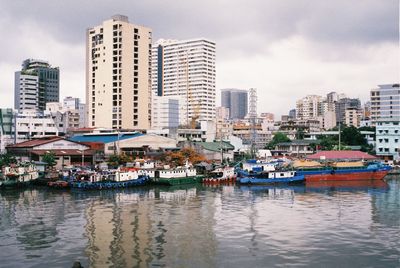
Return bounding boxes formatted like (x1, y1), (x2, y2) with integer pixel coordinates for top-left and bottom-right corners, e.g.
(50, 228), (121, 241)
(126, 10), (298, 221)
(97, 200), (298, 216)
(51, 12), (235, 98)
(0, 179), (399, 268)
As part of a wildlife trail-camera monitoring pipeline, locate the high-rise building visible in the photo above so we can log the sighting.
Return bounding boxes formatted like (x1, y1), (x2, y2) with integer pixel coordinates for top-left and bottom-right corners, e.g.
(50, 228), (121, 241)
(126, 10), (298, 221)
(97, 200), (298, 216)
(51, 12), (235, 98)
(86, 15), (152, 130)
(221, 89), (248, 120)
(63, 96), (87, 128)
(14, 59), (59, 112)
(151, 96), (180, 129)
(296, 95), (323, 120)
(335, 98), (361, 124)
(370, 84), (400, 123)
(151, 39), (216, 125)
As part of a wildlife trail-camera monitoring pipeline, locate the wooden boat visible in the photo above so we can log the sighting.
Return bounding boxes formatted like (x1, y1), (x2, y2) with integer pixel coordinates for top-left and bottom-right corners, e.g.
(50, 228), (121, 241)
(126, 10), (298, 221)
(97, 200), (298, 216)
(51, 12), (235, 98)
(70, 168), (150, 190)
(203, 166), (236, 185)
(238, 170), (305, 184)
(0, 164), (39, 188)
(151, 167), (204, 186)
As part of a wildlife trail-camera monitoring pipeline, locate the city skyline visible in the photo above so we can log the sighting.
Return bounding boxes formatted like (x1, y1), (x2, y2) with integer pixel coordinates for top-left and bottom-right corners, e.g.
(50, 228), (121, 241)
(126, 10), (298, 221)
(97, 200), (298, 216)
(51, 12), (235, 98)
(0, 0), (398, 116)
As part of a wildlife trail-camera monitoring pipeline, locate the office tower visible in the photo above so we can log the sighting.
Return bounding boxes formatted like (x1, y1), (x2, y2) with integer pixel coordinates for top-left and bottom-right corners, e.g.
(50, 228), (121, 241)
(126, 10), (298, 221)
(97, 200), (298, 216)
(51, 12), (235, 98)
(288, 109), (296, 119)
(86, 15), (152, 130)
(296, 95), (323, 120)
(14, 59), (59, 112)
(221, 89), (248, 120)
(151, 38), (216, 126)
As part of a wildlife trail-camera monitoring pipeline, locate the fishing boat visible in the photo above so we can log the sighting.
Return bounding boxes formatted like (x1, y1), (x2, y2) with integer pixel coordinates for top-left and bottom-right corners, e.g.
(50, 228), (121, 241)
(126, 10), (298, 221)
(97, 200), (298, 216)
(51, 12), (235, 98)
(295, 160), (391, 181)
(238, 170), (305, 184)
(70, 168), (150, 190)
(203, 166), (236, 185)
(0, 164), (39, 188)
(151, 166), (204, 186)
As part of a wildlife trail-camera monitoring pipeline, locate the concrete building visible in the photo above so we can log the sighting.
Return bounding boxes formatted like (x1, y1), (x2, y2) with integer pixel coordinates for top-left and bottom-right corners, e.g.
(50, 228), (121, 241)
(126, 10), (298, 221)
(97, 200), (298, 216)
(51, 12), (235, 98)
(14, 110), (64, 143)
(63, 97), (87, 128)
(345, 107), (361, 127)
(320, 110), (336, 130)
(375, 119), (400, 160)
(151, 38), (216, 125)
(335, 98), (361, 124)
(151, 96), (180, 129)
(296, 95), (323, 120)
(288, 109), (296, 119)
(14, 59), (59, 112)
(6, 136), (93, 169)
(370, 84), (400, 124)
(221, 89), (248, 120)
(86, 15), (152, 130)
(216, 106), (229, 121)
(0, 108), (15, 152)
(71, 132), (177, 156)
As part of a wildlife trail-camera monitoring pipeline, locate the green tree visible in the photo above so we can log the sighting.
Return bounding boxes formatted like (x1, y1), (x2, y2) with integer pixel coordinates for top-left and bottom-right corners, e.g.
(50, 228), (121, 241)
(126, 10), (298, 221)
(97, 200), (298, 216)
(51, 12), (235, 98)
(42, 152), (56, 167)
(341, 126), (366, 146)
(266, 132), (291, 149)
(0, 153), (17, 168)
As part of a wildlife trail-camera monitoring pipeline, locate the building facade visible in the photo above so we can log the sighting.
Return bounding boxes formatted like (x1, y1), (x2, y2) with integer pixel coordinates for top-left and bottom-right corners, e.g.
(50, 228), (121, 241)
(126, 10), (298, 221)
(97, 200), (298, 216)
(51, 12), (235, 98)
(151, 38), (216, 125)
(370, 84), (400, 124)
(86, 15), (152, 130)
(14, 59), (59, 112)
(296, 95), (323, 120)
(151, 96), (180, 129)
(221, 89), (248, 120)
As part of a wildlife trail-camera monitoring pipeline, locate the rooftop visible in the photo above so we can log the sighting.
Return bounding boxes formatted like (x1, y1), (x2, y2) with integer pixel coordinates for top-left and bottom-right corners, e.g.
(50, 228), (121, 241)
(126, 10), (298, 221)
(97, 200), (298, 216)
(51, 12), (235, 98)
(6, 136), (64, 148)
(307, 150), (376, 160)
(70, 132), (143, 144)
(195, 141), (234, 152)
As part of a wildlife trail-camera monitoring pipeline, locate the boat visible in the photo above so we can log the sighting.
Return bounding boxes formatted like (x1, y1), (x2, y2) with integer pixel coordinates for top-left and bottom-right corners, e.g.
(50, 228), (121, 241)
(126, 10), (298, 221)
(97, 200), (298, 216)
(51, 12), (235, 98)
(48, 180), (70, 189)
(203, 166), (236, 184)
(239, 170), (305, 184)
(0, 164), (39, 188)
(151, 166), (204, 186)
(70, 168), (150, 190)
(295, 161), (391, 181)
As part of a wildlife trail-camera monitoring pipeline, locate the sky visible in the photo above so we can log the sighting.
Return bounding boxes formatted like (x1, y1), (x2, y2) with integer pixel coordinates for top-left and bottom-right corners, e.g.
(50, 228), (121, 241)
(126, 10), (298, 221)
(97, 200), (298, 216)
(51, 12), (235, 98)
(0, 0), (399, 117)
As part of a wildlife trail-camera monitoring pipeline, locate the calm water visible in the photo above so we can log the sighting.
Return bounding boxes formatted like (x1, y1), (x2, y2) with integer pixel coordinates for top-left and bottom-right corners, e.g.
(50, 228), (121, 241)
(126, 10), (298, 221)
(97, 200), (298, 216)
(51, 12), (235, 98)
(0, 179), (399, 268)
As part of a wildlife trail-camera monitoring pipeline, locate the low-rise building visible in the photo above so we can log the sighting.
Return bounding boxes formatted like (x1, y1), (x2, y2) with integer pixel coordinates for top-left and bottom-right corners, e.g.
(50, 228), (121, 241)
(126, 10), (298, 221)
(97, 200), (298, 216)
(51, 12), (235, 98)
(193, 141), (234, 162)
(6, 136), (93, 169)
(375, 119), (400, 160)
(274, 140), (316, 156)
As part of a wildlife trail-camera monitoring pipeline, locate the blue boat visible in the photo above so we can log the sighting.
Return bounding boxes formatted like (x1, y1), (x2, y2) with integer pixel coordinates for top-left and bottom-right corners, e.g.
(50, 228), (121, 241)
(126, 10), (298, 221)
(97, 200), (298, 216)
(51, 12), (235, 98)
(239, 170), (305, 184)
(70, 168), (150, 190)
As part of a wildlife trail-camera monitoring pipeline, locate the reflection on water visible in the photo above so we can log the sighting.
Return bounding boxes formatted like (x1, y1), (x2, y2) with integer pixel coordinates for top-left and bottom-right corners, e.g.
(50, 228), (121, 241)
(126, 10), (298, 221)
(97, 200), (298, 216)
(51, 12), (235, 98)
(0, 179), (399, 268)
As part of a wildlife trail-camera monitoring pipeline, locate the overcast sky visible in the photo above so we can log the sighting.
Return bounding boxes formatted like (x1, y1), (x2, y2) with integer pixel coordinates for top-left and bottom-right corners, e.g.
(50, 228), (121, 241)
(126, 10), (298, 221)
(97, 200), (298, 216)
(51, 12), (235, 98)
(0, 0), (398, 117)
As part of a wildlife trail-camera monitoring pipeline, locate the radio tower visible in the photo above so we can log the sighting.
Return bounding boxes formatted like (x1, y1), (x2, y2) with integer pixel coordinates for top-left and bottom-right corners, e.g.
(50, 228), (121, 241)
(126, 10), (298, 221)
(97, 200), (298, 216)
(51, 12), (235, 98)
(249, 88), (257, 158)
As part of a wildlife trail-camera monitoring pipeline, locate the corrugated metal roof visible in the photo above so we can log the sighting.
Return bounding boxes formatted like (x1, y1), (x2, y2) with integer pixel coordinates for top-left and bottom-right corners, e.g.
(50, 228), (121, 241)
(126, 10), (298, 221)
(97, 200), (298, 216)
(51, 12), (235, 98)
(6, 136), (63, 148)
(70, 133), (143, 144)
(196, 141), (234, 152)
(307, 150), (376, 160)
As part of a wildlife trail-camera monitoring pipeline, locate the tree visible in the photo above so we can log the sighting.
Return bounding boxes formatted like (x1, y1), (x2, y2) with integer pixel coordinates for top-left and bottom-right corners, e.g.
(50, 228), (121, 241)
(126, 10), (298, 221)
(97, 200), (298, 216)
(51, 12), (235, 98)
(42, 152), (56, 168)
(0, 153), (17, 168)
(266, 132), (291, 149)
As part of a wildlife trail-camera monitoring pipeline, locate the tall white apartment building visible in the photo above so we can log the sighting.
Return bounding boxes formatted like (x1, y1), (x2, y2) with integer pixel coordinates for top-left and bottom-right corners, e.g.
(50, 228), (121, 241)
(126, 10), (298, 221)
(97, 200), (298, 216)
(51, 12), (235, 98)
(296, 95), (323, 120)
(151, 38), (216, 126)
(14, 72), (39, 111)
(151, 96), (180, 129)
(86, 15), (152, 130)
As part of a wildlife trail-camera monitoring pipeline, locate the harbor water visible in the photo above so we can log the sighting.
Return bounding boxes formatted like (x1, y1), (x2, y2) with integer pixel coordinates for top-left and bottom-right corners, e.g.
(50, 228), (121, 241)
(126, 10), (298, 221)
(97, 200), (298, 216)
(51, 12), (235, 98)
(0, 179), (399, 268)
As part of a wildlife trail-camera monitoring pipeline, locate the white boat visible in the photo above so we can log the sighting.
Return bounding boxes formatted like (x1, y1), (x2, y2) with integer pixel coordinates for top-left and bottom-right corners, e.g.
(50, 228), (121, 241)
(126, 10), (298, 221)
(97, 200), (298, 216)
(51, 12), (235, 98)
(0, 164), (39, 188)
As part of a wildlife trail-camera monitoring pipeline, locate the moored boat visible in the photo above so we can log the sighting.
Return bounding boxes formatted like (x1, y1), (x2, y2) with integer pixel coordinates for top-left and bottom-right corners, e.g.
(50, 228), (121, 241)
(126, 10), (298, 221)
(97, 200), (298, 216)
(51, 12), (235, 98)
(0, 164), (39, 188)
(151, 167), (204, 186)
(71, 168), (150, 190)
(203, 166), (236, 185)
(239, 170), (305, 184)
(296, 161), (391, 181)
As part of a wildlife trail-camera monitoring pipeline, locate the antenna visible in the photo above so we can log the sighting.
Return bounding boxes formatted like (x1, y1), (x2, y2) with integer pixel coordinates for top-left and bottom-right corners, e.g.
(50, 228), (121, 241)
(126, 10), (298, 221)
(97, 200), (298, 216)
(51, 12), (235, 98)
(249, 88), (257, 158)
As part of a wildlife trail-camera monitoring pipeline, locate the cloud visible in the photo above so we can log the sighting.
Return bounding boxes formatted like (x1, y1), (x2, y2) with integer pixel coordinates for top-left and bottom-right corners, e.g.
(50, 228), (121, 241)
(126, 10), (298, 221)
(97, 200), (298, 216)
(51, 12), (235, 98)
(0, 0), (398, 117)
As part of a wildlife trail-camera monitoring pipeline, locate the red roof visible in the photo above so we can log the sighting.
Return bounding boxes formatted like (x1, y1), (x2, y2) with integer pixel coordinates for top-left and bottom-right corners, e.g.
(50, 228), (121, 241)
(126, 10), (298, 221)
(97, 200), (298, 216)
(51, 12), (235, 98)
(30, 149), (95, 156)
(7, 136), (64, 148)
(307, 150), (376, 160)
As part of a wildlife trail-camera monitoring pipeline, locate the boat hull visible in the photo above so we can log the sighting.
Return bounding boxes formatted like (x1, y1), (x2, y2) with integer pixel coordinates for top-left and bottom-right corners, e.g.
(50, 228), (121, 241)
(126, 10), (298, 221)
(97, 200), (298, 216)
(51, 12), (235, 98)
(71, 176), (150, 190)
(152, 176), (204, 186)
(239, 175), (305, 185)
(304, 170), (389, 181)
